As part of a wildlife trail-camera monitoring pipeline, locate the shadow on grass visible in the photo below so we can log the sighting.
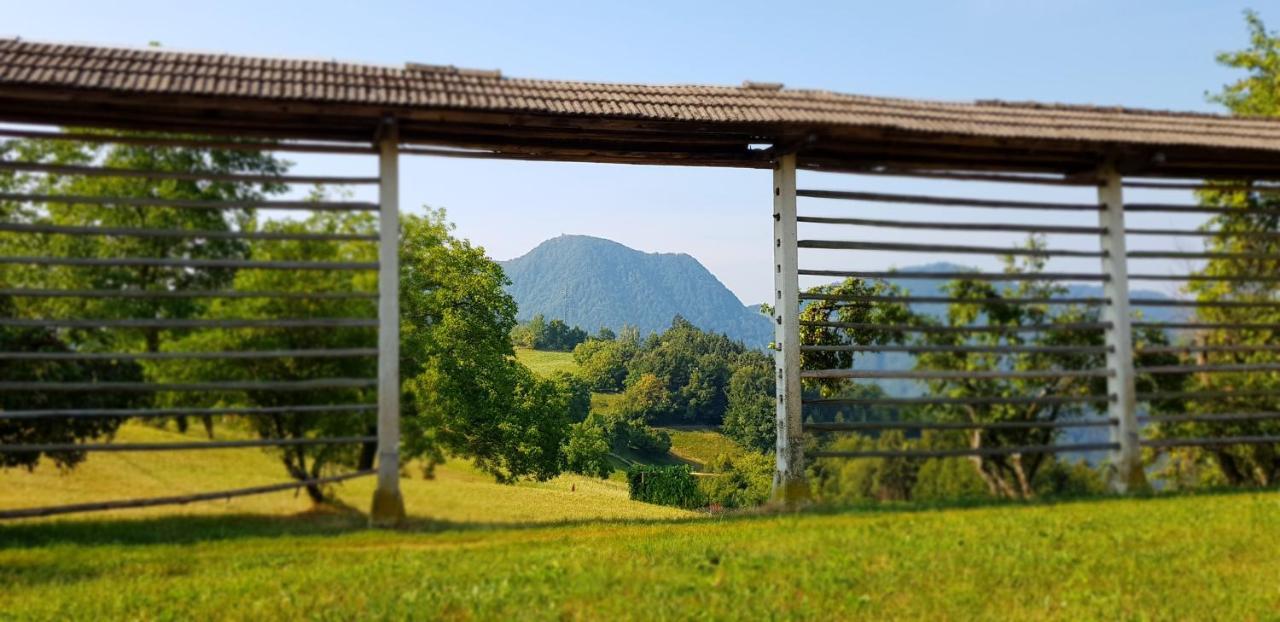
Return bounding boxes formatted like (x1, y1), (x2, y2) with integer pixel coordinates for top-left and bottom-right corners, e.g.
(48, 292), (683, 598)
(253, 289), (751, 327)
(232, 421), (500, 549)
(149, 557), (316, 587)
(2, 484), (1276, 550)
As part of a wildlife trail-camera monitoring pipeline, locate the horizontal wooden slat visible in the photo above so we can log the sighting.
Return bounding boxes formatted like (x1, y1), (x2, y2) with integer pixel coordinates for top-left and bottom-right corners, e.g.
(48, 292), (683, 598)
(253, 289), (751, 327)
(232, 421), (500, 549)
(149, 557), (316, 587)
(0, 348), (377, 361)
(840, 168), (1093, 187)
(0, 128), (376, 155)
(805, 395), (1112, 407)
(1138, 390), (1280, 402)
(0, 221), (378, 242)
(1137, 344), (1280, 355)
(1137, 363), (1280, 375)
(804, 419), (1116, 432)
(0, 256), (377, 270)
(1141, 436), (1280, 448)
(796, 189), (1102, 211)
(1123, 180), (1280, 192)
(795, 215), (1105, 235)
(1143, 412), (1280, 424)
(0, 436), (375, 453)
(1124, 203), (1280, 216)
(0, 404), (375, 420)
(0, 288), (376, 300)
(798, 269), (1109, 282)
(801, 368), (1112, 380)
(1130, 298), (1280, 309)
(1128, 250), (1280, 260)
(800, 344), (1112, 354)
(0, 318), (375, 329)
(1133, 322), (1280, 330)
(0, 192), (377, 212)
(812, 442), (1119, 460)
(801, 293), (1108, 305)
(800, 320), (1111, 333)
(798, 240), (1104, 257)
(1129, 273), (1280, 282)
(1125, 227), (1280, 238)
(0, 160), (379, 185)
(0, 378), (376, 392)
(0, 469), (375, 520)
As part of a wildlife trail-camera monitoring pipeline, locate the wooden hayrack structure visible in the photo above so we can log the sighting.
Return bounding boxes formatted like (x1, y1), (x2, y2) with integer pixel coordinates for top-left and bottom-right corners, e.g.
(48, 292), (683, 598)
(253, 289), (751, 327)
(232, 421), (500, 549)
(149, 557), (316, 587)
(3, 38), (1280, 516)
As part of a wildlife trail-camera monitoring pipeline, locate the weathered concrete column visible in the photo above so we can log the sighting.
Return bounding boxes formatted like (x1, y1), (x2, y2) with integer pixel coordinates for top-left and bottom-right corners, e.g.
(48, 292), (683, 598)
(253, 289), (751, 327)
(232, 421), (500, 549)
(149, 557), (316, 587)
(771, 153), (808, 505)
(1096, 164), (1148, 493)
(370, 120), (406, 526)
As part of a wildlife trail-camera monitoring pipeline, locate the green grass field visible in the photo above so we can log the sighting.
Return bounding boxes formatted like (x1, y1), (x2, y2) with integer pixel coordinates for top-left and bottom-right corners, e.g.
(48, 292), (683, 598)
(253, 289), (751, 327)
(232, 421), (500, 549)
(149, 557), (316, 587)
(514, 347), (579, 377)
(7, 354), (1278, 619)
(3, 484), (1279, 619)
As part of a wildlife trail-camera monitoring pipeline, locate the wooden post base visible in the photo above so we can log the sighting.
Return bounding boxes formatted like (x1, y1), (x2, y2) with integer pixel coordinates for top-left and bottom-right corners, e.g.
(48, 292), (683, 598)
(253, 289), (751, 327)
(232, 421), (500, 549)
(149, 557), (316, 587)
(369, 487), (406, 527)
(770, 473), (811, 509)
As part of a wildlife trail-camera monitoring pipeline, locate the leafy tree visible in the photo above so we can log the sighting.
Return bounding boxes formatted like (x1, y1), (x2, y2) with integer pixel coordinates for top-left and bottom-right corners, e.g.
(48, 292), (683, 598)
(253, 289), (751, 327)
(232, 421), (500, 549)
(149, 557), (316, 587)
(0, 297), (146, 470)
(550, 372), (592, 423)
(0, 132), (287, 471)
(572, 331), (637, 392)
(911, 244), (1182, 499)
(618, 372), (671, 422)
(399, 209), (570, 483)
(511, 314), (588, 351)
(147, 211), (378, 502)
(1153, 10), (1280, 487)
(722, 352), (776, 453)
(564, 421), (613, 479)
(1, 133), (289, 355)
(700, 451), (773, 509)
(622, 316), (745, 424)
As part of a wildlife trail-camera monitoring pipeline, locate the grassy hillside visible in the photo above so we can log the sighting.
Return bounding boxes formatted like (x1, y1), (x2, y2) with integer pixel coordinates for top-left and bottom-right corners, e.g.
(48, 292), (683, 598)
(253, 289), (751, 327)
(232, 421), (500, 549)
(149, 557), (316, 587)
(514, 347), (579, 377)
(0, 423), (690, 525)
(661, 426), (743, 469)
(3, 488), (1279, 619)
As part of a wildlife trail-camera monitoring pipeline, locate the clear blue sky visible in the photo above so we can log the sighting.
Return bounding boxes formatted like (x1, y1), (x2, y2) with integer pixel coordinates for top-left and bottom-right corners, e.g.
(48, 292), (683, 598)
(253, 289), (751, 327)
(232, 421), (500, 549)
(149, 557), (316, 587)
(6, 1), (1278, 303)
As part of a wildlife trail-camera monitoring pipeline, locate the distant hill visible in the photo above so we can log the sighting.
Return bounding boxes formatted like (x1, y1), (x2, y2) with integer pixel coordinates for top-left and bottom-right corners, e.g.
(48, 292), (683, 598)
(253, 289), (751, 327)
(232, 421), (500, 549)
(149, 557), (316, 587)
(499, 242), (1180, 353)
(499, 235), (773, 347)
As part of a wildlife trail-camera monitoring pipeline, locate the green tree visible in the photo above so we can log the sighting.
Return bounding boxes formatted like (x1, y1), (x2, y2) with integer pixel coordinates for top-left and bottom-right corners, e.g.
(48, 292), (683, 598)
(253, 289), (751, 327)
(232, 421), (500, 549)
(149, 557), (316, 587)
(1, 133), (289, 355)
(0, 132), (288, 471)
(148, 211), (379, 502)
(564, 421), (613, 479)
(618, 372), (671, 422)
(572, 331), (637, 392)
(1155, 11), (1280, 486)
(399, 209), (570, 483)
(701, 451), (773, 509)
(0, 297), (146, 470)
(722, 352), (776, 453)
(912, 244), (1182, 499)
(623, 316), (744, 424)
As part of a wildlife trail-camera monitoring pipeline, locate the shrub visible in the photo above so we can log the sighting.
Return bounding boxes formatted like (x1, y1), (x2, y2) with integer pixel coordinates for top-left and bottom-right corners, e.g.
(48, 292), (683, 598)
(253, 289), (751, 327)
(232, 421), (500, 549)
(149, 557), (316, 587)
(700, 452), (773, 509)
(627, 465), (704, 509)
(564, 422), (613, 479)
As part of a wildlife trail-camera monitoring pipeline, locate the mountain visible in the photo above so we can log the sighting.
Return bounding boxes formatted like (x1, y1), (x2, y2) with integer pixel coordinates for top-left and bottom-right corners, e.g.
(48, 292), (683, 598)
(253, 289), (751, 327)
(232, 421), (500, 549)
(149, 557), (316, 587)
(499, 235), (774, 347)
(499, 241), (1182, 354)
(883, 262), (1182, 323)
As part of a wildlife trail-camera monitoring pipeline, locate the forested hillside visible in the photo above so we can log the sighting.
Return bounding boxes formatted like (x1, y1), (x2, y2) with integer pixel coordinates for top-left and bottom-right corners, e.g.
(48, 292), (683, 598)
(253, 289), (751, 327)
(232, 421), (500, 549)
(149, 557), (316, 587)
(499, 235), (773, 347)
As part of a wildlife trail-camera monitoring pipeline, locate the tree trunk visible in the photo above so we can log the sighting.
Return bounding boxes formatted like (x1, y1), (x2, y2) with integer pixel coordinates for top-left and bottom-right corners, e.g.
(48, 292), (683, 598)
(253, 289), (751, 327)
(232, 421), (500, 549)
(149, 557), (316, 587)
(1010, 454), (1034, 499)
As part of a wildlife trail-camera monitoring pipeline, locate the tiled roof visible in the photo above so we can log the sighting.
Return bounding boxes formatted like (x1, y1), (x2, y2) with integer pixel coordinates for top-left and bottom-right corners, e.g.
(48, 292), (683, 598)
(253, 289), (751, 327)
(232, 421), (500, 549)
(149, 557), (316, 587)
(3, 37), (1280, 174)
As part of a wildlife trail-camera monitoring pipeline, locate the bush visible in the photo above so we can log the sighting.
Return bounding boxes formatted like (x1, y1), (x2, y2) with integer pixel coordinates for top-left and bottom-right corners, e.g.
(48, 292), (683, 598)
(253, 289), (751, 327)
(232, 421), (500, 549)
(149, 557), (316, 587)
(583, 410), (671, 457)
(627, 465), (704, 509)
(701, 452), (772, 509)
(1033, 459), (1108, 498)
(564, 422), (613, 479)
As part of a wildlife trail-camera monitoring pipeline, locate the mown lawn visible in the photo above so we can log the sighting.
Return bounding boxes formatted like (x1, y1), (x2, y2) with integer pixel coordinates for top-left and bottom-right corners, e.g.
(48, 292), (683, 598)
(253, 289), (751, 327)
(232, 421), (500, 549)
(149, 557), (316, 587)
(3, 491), (1279, 619)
